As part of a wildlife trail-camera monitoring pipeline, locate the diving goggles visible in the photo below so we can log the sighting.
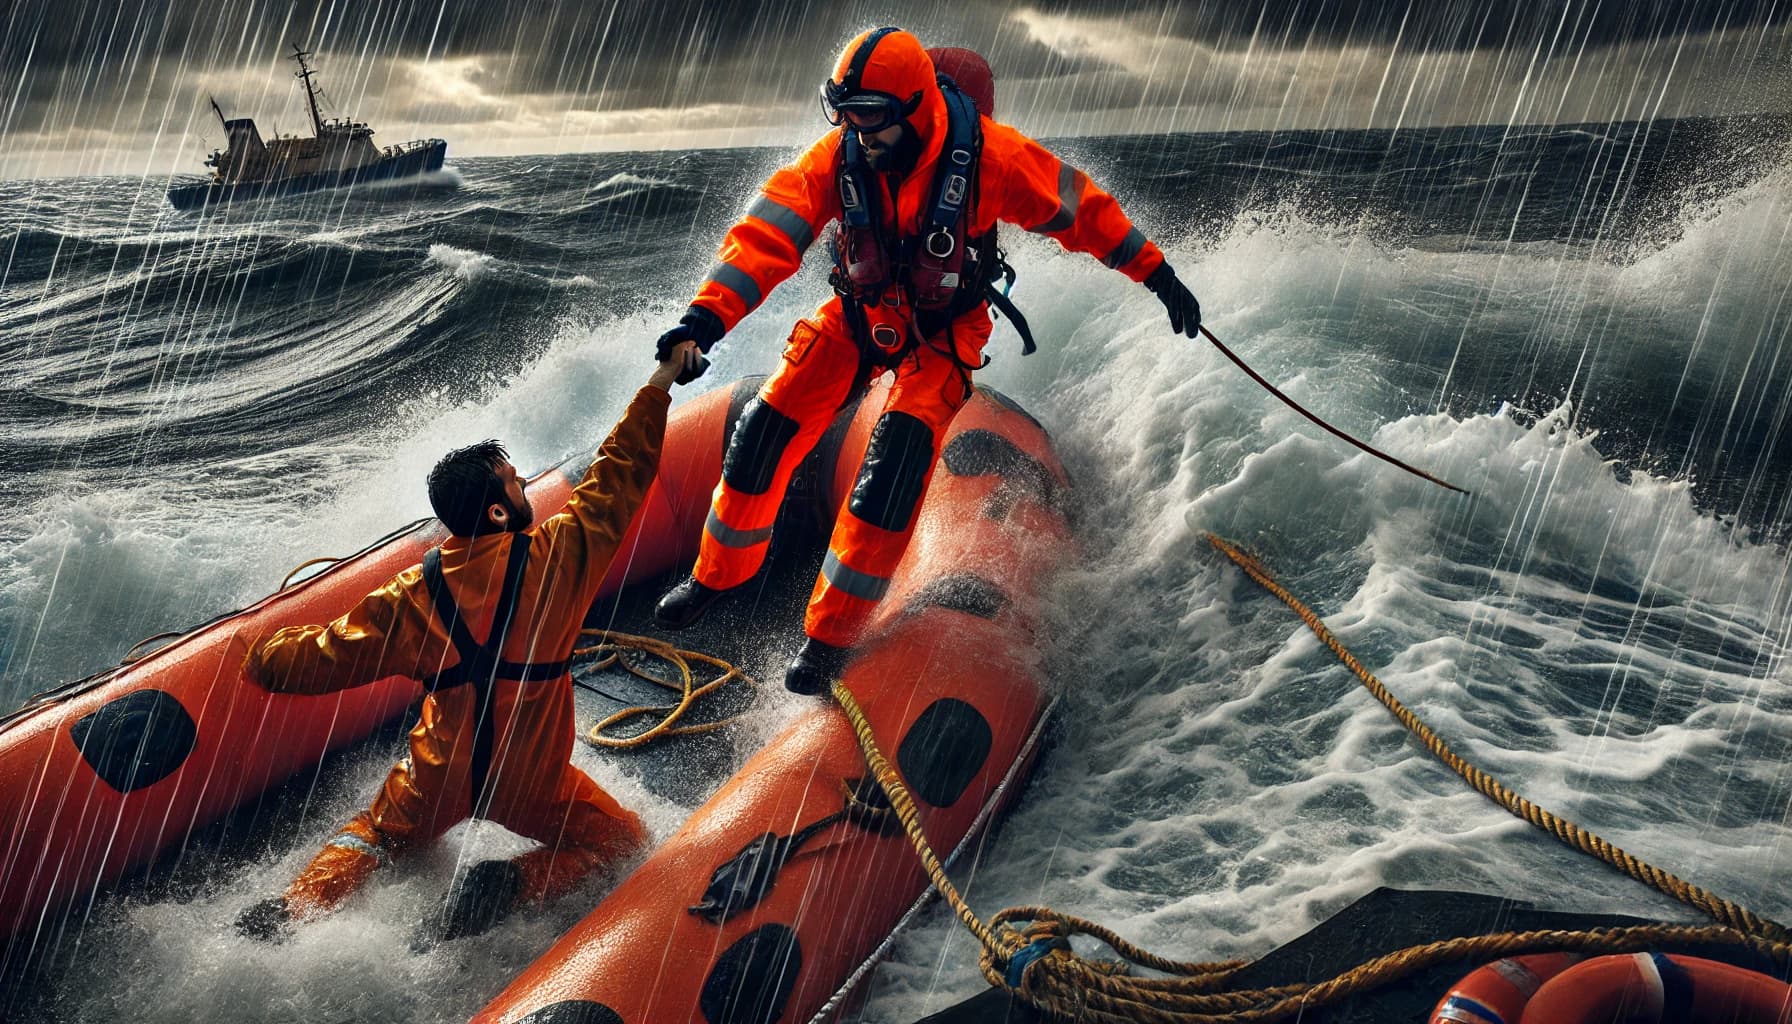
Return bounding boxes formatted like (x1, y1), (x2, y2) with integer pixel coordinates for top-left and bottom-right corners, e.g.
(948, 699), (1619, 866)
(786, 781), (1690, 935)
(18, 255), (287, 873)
(819, 80), (922, 133)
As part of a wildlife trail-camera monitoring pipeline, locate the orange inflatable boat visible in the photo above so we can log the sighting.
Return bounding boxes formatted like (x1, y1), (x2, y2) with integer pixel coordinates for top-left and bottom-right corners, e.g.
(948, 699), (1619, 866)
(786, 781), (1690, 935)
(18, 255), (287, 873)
(0, 377), (1072, 1023)
(471, 380), (1070, 1024)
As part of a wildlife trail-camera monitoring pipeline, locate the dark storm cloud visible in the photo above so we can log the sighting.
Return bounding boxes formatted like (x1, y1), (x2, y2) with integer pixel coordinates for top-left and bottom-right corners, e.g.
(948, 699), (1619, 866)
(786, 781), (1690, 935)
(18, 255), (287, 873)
(0, 0), (1118, 177)
(8, 0), (1787, 77)
(13, 0), (1769, 127)
(0, 0), (1098, 136)
(1020, 0), (1790, 51)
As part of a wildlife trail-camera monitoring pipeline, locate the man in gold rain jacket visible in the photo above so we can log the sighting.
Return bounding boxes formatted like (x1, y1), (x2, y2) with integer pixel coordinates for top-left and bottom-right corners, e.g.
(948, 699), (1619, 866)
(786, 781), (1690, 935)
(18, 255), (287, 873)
(236, 343), (699, 942)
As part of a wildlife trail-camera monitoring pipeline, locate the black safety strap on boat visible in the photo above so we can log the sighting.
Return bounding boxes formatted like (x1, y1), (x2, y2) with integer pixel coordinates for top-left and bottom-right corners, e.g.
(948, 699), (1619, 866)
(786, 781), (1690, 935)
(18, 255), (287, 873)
(421, 539), (569, 688)
(688, 776), (896, 923)
(422, 536), (558, 815)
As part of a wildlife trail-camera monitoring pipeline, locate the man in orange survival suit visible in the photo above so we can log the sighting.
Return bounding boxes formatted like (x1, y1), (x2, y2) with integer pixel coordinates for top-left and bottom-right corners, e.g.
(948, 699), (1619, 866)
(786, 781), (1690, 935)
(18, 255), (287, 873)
(651, 28), (1202, 694)
(234, 342), (701, 943)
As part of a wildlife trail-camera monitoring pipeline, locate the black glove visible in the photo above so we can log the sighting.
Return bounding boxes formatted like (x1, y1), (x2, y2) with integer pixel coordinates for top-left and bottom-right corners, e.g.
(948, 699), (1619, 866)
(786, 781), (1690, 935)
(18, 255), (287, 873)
(654, 306), (726, 385)
(1145, 263), (1201, 339)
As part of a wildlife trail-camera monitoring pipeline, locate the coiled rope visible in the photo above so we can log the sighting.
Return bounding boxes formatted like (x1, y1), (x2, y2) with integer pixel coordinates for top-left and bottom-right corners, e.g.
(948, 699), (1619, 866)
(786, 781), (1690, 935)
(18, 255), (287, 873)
(824, 533), (1792, 1023)
(577, 630), (756, 749)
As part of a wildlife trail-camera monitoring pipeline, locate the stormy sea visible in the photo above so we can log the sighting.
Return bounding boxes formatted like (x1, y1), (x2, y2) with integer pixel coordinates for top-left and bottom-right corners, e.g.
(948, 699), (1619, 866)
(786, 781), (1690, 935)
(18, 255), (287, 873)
(3, 116), (1791, 1021)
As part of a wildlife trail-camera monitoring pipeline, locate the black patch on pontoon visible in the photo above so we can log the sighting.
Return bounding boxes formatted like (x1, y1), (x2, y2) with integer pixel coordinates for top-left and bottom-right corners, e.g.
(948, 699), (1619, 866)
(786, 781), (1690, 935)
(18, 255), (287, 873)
(70, 688), (198, 794)
(701, 923), (802, 1024)
(691, 832), (802, 926)
(690, 778), (895, 924)
(941, 430), (1058, 517)
(908, 574), (1009, 620)
(897, 698), (992, 808)
(514, 1002), (626, 1024)
(976, 385), (1047, 436)
(849, 411), (935, 532)
(723, 397), (801, 496)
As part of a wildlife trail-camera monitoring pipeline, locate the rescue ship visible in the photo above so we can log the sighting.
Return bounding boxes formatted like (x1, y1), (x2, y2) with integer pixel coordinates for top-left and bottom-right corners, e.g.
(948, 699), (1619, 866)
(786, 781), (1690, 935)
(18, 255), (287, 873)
(166, 44), (446, 211)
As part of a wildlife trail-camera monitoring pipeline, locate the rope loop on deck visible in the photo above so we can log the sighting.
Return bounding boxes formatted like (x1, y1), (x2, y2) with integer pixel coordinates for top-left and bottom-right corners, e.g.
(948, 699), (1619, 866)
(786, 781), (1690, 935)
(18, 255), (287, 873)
(578, 630), (755, 749)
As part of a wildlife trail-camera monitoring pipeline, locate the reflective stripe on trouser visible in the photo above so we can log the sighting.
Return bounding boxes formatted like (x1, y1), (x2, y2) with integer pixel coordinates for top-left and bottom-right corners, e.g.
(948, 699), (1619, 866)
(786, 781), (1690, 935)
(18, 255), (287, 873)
(803, 307), (992, 648)
(282, 752), (646, 919)
(284, 812), (389, 919)
(694, 311), (865, 590)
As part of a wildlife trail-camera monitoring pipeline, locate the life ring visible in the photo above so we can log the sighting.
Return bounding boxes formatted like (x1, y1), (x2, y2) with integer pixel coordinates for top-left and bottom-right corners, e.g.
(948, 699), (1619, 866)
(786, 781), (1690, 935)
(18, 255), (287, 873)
(1429, 952), (1584, 1023)
(1518, 953), (1792, 1023)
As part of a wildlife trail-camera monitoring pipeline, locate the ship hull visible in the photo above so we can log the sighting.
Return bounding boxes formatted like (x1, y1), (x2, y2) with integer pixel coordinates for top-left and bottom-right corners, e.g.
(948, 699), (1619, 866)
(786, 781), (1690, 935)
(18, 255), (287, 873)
(166, 139), (447, 211)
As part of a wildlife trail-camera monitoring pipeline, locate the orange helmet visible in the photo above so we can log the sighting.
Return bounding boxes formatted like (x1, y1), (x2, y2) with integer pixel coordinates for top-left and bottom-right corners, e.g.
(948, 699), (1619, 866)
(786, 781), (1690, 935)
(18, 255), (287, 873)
(819, 27), (939, 135)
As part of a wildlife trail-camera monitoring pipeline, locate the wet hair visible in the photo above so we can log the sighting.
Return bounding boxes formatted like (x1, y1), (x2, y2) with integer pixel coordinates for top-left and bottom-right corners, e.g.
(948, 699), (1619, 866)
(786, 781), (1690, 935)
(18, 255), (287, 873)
(427, 439), (509, 537)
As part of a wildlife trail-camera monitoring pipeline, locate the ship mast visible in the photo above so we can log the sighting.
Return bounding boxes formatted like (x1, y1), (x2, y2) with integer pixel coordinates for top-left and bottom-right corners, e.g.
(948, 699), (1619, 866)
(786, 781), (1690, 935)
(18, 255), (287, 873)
(289, 43), (325, 136)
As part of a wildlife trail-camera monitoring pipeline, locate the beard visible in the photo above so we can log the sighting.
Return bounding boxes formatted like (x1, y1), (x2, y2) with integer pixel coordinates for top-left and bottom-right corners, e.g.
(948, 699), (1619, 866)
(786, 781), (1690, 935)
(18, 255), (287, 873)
(504, 492), (535, 532)
(862, 121), (922, 172)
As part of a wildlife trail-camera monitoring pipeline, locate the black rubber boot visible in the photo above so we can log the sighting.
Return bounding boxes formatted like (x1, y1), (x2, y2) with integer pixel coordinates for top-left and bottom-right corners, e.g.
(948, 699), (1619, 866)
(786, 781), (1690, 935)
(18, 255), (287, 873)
(235, 895), (294, 944)
(653, 575), (730, 630)
(784, 637), (854, 696)
(428, 858), (524, 943)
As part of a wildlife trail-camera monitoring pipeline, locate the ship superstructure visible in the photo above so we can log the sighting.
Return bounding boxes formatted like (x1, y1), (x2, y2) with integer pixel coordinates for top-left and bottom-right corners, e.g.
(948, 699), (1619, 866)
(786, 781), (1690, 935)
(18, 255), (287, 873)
(169, 45), (446, 210)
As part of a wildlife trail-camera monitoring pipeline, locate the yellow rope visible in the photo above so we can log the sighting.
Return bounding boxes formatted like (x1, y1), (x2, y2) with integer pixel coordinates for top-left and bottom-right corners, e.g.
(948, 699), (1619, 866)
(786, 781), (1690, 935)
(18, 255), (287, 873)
(823, 535), (1792, 1023)
(983, 917), (1789, 1023)
(579, 630), (756, 748)
(831, 682), (1025, 959)
(1203, 532), (1791, 943)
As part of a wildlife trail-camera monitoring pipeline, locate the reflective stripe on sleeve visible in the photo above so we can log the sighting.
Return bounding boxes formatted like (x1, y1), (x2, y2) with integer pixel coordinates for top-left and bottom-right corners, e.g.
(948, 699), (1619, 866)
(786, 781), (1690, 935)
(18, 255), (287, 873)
(821, 551), (891, 602)
(747, 195), (815, 254)
(1102, 226), (1147, 269)
(705, 509), (774, 549)
(703, 262), (764, 309)
(1027, 162), (1082, 234)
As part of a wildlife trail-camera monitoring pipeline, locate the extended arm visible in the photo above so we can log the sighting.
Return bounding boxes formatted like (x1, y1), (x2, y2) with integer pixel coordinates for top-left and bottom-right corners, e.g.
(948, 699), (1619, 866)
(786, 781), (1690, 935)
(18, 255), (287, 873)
(987, 122), (1201, 336)
(246, 569), (432, 695)
(655, 133), (845, 365)
(535, 376), (673, 598)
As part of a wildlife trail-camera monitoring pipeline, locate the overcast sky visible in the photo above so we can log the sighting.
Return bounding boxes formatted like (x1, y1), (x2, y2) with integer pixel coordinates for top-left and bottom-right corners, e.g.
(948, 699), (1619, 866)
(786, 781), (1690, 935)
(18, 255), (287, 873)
(2, 0), (1788, 178)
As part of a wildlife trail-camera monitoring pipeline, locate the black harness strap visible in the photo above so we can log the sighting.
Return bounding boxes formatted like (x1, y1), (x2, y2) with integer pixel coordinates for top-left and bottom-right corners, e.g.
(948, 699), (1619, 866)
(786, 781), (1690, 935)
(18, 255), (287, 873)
(984, 279), (1037, 355)
(421, 535), (562, 816)
(835, 76), (1036, 361)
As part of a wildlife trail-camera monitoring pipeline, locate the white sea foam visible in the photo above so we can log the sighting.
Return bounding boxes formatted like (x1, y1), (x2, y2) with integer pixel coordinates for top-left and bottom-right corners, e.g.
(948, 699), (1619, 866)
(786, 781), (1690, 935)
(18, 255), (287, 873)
(588, 171), (674, 192)
(854, 189), (1792, 1017)
(424, 242), (497, 280)
(359, 165), (465, 192)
